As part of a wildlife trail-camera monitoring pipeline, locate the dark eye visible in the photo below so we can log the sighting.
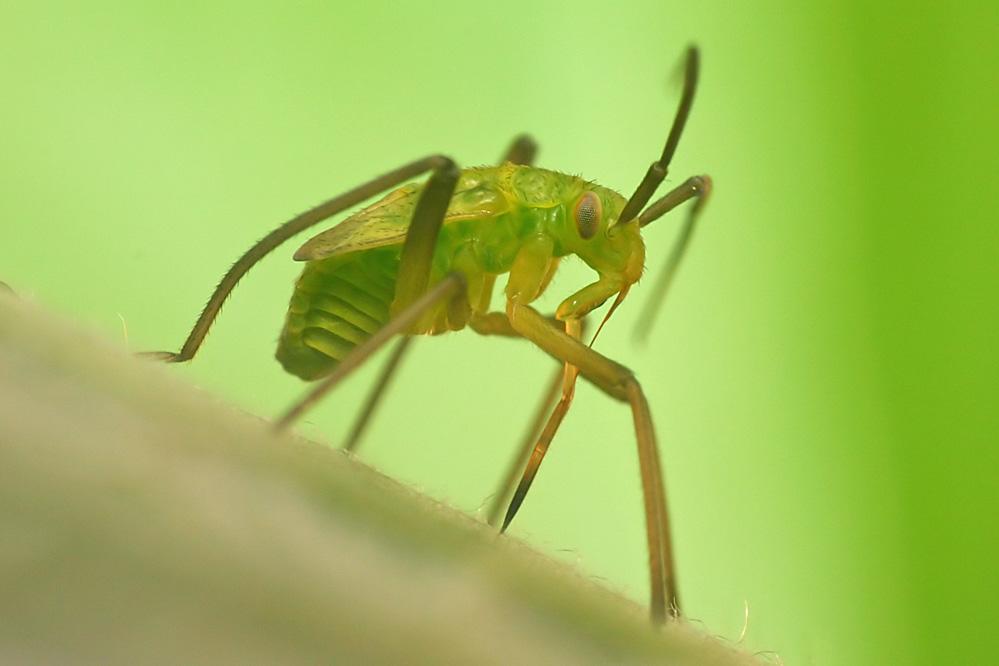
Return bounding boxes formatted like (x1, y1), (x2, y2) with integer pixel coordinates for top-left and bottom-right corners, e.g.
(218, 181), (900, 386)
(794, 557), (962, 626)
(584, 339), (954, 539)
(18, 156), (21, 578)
(574, 192), (602, 240)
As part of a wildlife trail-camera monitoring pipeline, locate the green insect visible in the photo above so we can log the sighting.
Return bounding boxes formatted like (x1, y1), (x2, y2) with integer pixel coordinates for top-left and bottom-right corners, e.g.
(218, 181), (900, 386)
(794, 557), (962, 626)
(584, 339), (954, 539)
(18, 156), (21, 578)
(151, 47), (710, 623)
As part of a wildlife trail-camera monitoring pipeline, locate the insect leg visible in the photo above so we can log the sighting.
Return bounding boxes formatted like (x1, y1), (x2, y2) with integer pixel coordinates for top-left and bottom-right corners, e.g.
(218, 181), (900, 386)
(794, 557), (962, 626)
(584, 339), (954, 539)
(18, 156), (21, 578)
(500, 319), (584, 533)
(633, 174), (712, 341)
(347, 149), (506, 452)
(275, 273), (467, 429)
(506, 302), (678, 622)
(391, 159), (461, 316)
(279, 158), (462, 427)
(465, 306), (571, 526)
(501, 134), (538, 166)
(485, 366), (561, 527)
(477, 313), (585, 528)
(147, 155), (455, 363)
(340, 336), (413, 453)
(337, 134), (535, 449)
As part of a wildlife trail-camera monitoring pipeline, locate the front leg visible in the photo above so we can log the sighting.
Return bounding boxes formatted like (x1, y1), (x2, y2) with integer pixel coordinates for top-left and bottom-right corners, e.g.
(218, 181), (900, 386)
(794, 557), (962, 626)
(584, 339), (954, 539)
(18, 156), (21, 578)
(505, 297), (678, 622)
(554, 277), (626, 323)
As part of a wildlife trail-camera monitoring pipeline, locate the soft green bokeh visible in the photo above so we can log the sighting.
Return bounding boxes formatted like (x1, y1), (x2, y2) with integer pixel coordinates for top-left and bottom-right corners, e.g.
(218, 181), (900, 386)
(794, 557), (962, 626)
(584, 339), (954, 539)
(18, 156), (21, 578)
(2, 2), (996, 665)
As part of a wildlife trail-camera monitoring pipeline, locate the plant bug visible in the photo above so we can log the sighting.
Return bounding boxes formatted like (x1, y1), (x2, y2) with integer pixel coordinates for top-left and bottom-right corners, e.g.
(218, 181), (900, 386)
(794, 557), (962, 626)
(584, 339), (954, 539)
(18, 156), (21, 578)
(149, 46), (711, 623)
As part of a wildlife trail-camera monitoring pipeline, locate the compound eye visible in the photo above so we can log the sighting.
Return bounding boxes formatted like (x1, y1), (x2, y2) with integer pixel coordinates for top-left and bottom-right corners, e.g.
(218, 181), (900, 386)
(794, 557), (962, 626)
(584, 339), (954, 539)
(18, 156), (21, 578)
(574, 192), (602, 240)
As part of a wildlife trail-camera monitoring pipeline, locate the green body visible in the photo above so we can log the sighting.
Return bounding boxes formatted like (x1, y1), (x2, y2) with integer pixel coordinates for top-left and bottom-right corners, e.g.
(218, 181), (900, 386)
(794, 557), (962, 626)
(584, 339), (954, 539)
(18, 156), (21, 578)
(276, 162), (645, 380)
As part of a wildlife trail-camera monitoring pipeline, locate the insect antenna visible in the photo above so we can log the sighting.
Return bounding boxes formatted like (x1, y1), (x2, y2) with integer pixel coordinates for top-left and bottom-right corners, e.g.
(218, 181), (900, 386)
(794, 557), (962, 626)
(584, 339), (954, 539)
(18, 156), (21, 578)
(615, 46), (699, 227)
(633, 175), (711, 342)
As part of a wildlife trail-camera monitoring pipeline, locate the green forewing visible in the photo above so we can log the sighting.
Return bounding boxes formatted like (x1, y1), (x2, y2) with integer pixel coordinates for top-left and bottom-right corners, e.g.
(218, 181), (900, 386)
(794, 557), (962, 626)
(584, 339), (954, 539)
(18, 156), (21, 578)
(294, 167), (514, 262)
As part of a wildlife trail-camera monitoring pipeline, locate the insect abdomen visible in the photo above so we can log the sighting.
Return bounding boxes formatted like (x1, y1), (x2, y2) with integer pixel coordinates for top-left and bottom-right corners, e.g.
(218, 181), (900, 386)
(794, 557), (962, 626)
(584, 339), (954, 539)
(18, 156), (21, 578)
(276, 247), (399, 380)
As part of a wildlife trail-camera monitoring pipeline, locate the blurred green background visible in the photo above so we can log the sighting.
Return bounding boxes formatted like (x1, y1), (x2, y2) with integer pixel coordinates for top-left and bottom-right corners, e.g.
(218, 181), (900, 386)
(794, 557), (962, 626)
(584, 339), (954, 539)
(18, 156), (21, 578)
(2, 2), (996, 664)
